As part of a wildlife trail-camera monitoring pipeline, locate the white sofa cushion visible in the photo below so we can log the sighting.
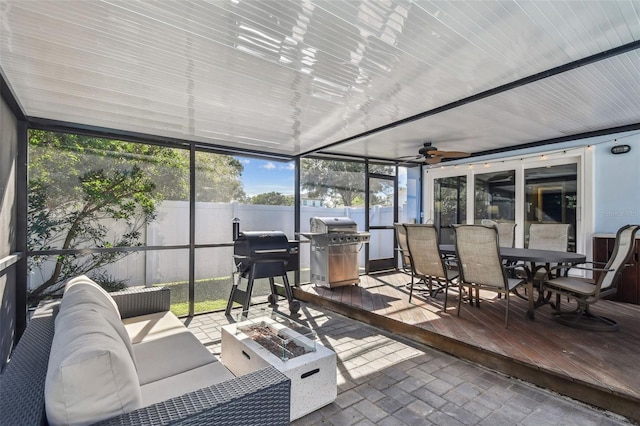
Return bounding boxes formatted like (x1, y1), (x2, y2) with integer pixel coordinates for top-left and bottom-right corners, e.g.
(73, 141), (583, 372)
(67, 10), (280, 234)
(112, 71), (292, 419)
(60, 276), (137, 366)
(140, 362), (235, 407)
(122, 311), (186, 344)
(133, 329), (217, 385)
(45, 305), (142, 426)
(65, 275), (120, 314)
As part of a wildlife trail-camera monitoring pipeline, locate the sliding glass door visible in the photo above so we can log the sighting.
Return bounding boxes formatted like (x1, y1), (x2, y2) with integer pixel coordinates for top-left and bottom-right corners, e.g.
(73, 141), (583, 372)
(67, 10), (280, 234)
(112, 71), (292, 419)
(524, 164), (577, 251)
(426, 151), (583, 252)
(433, 176), (466, 244)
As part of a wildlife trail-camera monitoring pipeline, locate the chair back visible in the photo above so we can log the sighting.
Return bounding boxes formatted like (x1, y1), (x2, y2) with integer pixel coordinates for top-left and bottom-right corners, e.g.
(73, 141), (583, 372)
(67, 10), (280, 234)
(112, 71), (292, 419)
(404, 224), (446, 279)
(598, 224), (640, 291)
(480, 219), (516, 248)
(528, 223), (570, 251)
(394, 223), (411, 271)
(454, 224), (506, 289)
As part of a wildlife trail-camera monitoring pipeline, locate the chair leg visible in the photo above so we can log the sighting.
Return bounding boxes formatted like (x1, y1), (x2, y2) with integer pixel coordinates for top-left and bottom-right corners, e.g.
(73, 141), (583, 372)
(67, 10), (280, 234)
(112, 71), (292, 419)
(526, 281), (535, 320)
(456, 285), (462, 317)
(443, 281), (449, 312)
(504, 291), (509, 329)
(553, 302), (619, 332)
(409, 278), (414, 303)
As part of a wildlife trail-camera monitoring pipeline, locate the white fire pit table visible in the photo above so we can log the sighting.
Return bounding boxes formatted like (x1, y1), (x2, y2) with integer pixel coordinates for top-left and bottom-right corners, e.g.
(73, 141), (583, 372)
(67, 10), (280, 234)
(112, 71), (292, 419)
(221, 313), (336, 421)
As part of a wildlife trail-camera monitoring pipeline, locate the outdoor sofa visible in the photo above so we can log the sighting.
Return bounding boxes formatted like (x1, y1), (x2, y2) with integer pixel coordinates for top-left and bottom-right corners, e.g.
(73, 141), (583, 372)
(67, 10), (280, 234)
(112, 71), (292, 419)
(0, 276), (291, 425)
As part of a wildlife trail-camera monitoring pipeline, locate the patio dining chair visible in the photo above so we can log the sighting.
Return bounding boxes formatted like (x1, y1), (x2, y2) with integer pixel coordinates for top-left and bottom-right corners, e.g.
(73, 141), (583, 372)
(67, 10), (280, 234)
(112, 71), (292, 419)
(527, 223), (571, 283)
(453, 224), (534, 328)
(481, 219), (516, 248)
(394, 223), (413, 287)
(528, 223), (571, 252)
(543, 224), (639, 331)
(404, 224), (459, 309)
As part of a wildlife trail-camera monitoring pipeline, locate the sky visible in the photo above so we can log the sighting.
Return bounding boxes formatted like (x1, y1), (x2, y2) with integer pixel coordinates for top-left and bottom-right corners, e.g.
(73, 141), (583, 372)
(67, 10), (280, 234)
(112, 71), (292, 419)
(237, 157), (411, 199)
(237, 157), (295, 197)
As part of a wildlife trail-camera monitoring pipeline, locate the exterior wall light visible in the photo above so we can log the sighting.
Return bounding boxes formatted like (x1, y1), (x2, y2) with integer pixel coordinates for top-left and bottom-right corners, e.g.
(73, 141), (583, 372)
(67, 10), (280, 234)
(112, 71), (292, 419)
(610, 145), (631, 155)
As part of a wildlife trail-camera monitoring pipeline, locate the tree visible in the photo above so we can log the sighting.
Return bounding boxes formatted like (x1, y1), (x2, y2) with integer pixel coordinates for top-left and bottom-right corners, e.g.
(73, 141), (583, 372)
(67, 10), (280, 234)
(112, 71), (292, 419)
(300, 159), (392, 207)
(250, 192), (293, 206)
(195, 153), (246, 202)
(27, 130), (245, 300)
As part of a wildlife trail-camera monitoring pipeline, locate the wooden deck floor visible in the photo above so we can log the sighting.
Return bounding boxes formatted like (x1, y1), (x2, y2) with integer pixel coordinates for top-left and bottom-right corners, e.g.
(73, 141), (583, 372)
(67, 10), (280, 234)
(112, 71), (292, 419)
(293, 271), (640, 421)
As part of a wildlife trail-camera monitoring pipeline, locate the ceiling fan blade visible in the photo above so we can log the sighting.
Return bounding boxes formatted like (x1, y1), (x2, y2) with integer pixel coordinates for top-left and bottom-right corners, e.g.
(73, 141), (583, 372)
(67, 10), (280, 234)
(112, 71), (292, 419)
(425, 156), (442, 165)
(426, 149), (470, 158)
(396, 154), (422, 160)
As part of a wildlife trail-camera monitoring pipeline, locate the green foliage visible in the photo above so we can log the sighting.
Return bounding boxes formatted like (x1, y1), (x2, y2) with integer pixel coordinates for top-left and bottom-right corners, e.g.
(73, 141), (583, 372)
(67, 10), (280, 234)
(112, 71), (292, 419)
(90, 271), (129, 292)
(250, 191), (294, 206)
(195, 152), (247, 202)
(27, 130), (244, 300)
(300, 159), (393, 207)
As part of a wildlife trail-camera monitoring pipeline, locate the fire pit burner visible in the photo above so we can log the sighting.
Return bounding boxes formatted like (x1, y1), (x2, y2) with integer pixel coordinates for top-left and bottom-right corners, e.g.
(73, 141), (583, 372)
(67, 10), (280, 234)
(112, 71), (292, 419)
(239, 324), (308, 359)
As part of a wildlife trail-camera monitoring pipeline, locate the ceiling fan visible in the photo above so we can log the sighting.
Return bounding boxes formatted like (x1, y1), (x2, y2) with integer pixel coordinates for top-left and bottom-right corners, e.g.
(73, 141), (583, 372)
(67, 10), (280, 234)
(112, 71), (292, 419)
(400, 142), (471, 165)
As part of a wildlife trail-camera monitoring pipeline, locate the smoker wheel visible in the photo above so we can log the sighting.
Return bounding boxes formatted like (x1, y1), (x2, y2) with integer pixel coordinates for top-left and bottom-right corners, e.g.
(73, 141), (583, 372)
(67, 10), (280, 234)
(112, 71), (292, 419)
(267, 294), (278, 305)
(289, 301), (300, 314)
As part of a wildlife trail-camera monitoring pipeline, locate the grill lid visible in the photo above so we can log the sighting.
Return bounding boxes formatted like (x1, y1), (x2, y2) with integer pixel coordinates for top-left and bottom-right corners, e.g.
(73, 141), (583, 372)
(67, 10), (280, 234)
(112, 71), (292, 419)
(234, 231), (290, 259)
(310, 217), (358, 233)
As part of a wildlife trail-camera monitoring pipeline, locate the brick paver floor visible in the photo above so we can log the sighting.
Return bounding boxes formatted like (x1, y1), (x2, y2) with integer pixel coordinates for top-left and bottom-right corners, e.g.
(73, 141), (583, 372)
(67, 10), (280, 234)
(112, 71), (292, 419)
(186, 302), (631, 425)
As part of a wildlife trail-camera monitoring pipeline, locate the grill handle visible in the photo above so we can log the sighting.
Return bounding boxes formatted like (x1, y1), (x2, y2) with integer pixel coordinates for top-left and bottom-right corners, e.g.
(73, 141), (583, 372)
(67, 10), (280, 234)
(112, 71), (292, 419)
(253, 248), (288, 254)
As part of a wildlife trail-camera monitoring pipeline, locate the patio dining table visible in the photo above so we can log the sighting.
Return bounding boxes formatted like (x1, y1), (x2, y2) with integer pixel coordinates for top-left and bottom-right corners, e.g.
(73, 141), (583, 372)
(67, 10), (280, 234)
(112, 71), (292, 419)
(439, 244), (586, 307)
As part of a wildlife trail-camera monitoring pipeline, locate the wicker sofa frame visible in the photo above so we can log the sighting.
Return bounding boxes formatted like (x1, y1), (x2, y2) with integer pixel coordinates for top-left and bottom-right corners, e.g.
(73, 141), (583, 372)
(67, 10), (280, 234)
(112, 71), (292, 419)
(0, 286), (291, 425)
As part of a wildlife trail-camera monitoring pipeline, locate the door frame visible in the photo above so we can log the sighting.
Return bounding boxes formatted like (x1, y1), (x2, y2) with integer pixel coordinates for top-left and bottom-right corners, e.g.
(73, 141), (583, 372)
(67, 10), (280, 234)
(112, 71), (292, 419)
(366, 168), (398, 273)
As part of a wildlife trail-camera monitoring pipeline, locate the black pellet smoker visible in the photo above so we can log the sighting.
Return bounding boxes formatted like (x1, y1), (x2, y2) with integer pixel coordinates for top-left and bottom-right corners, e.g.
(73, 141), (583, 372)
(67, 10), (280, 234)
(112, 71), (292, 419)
(226, 219), (300, 316)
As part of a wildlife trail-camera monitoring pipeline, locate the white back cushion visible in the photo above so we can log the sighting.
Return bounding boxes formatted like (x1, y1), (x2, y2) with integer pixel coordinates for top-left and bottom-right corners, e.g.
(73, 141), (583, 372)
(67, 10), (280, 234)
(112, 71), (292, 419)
(46, 306), (142, 425)
(62, 277), (137, 366)
(65, 275), (120, 313)
(45, 277), (142, 425)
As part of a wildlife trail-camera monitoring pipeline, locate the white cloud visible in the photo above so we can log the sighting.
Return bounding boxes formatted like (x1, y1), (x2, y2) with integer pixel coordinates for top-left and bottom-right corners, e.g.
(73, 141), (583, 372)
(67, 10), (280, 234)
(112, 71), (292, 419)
(286, 163), (295, 170)
(262, 162), (276, 170)
(241, 159), (251, 164)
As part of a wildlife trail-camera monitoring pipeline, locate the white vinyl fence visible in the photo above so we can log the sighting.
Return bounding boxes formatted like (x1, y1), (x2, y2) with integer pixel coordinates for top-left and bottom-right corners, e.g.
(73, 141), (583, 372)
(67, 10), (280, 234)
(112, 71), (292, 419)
(29, 201), (406, 289)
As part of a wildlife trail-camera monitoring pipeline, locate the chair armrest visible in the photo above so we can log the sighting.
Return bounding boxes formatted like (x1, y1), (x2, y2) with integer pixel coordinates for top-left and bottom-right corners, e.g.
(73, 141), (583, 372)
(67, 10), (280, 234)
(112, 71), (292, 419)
(110, 286), (171, 319)
(505, 263), (532, 281)
(549, 262), (614, 275)
(442, 255), (459, 269)
(96, 367), (291, 426)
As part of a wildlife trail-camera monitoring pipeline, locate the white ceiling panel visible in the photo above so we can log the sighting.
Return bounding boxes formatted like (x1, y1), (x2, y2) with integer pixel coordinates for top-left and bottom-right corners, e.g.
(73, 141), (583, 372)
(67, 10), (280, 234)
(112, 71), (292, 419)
(323, 50), (640, 160)
(1, 0), (639, 159)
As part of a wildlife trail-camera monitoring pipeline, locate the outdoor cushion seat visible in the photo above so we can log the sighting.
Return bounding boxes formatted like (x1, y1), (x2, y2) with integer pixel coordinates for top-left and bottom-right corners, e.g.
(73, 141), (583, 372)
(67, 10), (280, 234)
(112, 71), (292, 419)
(123, 310), (187, 344)
(140, 361), (235, 407)
(133, 329), (218, 385)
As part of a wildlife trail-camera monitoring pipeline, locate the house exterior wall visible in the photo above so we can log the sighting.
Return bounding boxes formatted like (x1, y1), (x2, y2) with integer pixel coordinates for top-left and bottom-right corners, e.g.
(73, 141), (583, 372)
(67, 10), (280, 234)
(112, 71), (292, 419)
(594, 133), (640, 233)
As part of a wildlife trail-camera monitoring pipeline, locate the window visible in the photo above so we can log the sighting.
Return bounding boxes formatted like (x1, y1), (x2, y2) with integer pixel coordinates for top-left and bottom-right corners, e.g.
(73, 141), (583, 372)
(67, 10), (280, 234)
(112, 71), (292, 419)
(524, 164), (577, 251)
(434, 176), (467, 244)
(474, 170), (515, 224)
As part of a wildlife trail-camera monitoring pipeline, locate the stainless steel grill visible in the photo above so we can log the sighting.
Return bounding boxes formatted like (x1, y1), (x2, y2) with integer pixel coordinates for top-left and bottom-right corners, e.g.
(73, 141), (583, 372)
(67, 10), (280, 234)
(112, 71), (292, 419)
(302, 217), (370, 288)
